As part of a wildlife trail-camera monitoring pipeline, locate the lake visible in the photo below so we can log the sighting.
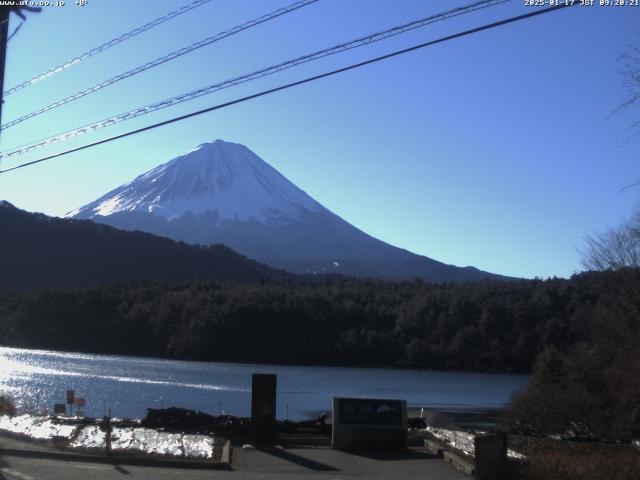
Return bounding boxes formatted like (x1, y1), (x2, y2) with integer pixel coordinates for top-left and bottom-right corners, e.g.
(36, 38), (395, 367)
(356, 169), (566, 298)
(0, 346), (529, 422)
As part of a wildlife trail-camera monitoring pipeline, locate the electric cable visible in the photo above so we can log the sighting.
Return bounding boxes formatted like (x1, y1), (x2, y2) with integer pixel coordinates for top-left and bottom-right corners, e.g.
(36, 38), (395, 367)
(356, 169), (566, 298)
(0, 3), (577, 175)
(0, 0), (511, 157)
(3, 0), (215, 97)
(1, 0), (318, 130)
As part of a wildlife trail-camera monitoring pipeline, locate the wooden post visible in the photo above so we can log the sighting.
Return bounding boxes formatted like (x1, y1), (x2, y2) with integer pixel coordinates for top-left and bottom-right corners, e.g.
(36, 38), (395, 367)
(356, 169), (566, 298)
(474, 432), (507, 480)
(0, 7), (10, 131)
(251, 373), (277, 444)
(103, 410), (112, 456)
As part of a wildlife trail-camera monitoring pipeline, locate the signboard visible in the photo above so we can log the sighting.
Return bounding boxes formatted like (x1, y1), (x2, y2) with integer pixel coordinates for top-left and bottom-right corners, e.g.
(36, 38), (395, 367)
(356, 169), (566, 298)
(332, 397), (407, 450)
(74, 397), (86, 407)
(54, 403), (66, 415)
(66, 390), (75, 405)
(337, 398), (403, 426)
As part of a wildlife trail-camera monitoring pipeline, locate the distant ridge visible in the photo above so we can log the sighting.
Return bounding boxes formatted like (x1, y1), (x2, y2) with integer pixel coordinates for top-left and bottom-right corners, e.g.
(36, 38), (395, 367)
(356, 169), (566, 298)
(70, 139), (511, 282)
(0, 201), (291, 290)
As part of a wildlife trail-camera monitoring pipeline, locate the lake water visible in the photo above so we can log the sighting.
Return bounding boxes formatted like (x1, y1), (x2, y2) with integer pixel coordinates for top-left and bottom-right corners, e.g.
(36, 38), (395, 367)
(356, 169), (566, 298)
(0, 346), (530, 422)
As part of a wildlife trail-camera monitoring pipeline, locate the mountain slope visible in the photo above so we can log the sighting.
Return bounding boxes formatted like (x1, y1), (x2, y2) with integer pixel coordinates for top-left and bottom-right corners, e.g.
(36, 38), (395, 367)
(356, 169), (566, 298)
(0, 201), (290, 290)
(68, 140), (322, 224)
(70, 140), (509, 282)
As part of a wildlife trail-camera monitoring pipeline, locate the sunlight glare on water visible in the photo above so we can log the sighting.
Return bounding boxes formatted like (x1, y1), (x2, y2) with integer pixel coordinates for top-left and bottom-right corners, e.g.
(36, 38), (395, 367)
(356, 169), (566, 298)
(0, 346), (529, 421)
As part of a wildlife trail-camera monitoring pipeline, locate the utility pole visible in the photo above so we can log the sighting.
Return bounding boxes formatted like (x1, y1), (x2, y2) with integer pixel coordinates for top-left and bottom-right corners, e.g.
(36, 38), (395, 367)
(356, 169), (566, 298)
(0, 7), (10, 132)
(0, 6), (41, 143)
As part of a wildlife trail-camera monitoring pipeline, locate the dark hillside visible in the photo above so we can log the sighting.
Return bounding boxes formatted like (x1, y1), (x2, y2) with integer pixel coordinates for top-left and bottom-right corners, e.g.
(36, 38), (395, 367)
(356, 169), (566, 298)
(0, 201), (291, 290)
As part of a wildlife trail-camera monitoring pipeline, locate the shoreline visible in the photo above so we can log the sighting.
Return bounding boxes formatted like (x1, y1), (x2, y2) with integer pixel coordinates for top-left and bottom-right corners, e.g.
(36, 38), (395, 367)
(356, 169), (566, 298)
(0, 344), (533, 376)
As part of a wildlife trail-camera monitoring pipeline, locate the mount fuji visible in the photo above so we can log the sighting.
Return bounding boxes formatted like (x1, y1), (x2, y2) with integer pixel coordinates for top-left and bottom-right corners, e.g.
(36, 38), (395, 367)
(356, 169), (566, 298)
(69, 140), (506, 282)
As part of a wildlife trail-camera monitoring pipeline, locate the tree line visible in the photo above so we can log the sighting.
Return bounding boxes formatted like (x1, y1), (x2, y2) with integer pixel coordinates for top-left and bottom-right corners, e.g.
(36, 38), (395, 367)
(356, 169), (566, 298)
(506, 215), (640, 440)
(0, 270), (623, 373)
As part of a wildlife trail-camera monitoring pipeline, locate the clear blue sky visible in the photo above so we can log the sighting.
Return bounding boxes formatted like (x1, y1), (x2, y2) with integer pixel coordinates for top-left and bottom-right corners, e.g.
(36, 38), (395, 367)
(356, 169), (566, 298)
(0, 0), (638, 279)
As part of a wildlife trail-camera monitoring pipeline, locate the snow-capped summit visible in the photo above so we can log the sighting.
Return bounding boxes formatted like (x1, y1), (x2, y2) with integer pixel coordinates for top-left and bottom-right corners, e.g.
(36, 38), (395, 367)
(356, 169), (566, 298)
(69, 139), (507, 282)
(68, 140), (321, 224)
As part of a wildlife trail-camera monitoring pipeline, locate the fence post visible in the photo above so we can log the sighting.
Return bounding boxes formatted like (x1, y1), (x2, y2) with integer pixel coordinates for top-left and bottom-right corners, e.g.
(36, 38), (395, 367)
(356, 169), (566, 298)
(474, 432), (507, 480)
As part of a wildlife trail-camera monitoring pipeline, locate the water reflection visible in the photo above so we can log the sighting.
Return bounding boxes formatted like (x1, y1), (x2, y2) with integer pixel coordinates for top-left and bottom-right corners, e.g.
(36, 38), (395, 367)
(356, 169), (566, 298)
(0, 346), (529, 421)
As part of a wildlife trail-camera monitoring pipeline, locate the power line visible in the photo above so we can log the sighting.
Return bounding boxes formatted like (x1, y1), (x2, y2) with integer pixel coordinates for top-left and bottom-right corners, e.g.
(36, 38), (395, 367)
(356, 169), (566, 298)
(0, 0), (510, 158)
(3, 0), (215, 98)
(0, 3), (577, 175)
(1, 0), (504, 135)
(1, 0), (319, 130)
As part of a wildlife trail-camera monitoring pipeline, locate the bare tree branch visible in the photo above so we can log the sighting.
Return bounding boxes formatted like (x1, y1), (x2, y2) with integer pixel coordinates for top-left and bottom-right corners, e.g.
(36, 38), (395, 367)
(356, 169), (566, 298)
(581, 216), (640, 271)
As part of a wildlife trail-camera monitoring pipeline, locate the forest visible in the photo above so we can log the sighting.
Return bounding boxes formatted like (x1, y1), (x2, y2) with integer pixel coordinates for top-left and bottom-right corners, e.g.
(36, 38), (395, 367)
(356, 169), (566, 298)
(0, 269), (625, 373)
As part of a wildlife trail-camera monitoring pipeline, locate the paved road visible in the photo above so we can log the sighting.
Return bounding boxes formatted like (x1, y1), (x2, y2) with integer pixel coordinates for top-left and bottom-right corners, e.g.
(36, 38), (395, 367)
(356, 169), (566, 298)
(0, 445), (467, 479)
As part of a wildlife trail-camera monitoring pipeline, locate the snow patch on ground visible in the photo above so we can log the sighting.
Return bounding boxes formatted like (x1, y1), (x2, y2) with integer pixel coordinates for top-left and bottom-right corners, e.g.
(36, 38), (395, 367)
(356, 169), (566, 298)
(70, 425), (105, 449)
(112, 428), (181, 456)
(426, 426), (525, 460)
(182, 434), (215, 459)
(0, 415), (215, 459)
(0, 415), (77, 440)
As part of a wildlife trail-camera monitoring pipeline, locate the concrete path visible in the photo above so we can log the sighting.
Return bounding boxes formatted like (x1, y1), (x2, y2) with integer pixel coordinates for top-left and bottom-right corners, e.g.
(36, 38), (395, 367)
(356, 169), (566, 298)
(0, 435), (468, 479)
(235, 445), (468, 479)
